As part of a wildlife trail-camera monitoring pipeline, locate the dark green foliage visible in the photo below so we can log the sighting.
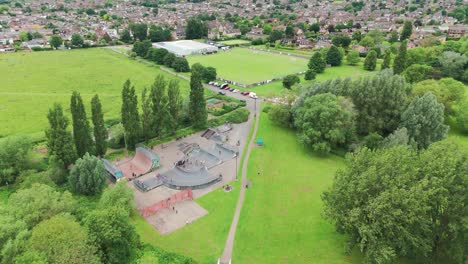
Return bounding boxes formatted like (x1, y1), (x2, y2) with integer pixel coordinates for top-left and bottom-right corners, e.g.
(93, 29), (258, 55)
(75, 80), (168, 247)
(185, 17), (208, 39)
(403, 64), (432, 83)
(293, 93), (355, 153)
(120, 29), (132, 44)
(381, 49), (392, 69)
(98, 180), (135, 216)
(28, 214), (100, 264)
(69, 153), (106, 195)
(167, 80), (182, 135)
(304, 69), (316, 80)
(189, 65), (207, 129)
(148, 24), (171, 42)
(282, 74), (300, 89)
(456, 100), (468, 134)
(132, 40), (152, 57)
(91, 95), (107, 157)
(49, 35), (62, 49)
(308, 52), (326, 73)
(84, 208), (139, 264)
(172, 57), (190, 72)
(130, 23), (148, 41)
(349, 70), (409, 135)
(393, 41), (407, 74)
(70, 91), (94, 157)
(203, 66), (217, 82)
(163, 52), (176, 67)
(141, 87), (153, 142)
(45, 103), (77, 168)
(401, 92), (448, 149)
(346, 50), (360, 66)
(326, 45), (342, 66)
(332, 35), (351, 48)
(47, 155), (67, 185)
(269, 30), (284, 43)
(268, 104), (292, 128)
(0, 136), (32, 185)
(71, 33), (84, 47)
(352, 30), (362, 42)
(400, 21), (413, 41)
(121, 80), (141, 150)
(363, 50), (377, 71)
(361, 132), (383, 150)
(438, 51), (467, 82)
(150, 75), (167, 138)
(148, 48), (169, 65)
(380, 127), (412, 149)
(323, 140), (467, 263)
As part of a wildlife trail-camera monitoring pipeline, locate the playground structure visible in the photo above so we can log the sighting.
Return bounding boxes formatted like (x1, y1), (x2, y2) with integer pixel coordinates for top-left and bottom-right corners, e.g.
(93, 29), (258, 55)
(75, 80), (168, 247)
(201, 123), (233, 142)
(118, 147), (161, 179)
(139, 189), (194, 217)
(102, 158), (123, 182)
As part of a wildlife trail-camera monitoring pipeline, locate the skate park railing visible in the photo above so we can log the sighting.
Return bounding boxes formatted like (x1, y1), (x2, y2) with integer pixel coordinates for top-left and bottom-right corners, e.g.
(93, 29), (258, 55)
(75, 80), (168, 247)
(139, 189), (194, 218)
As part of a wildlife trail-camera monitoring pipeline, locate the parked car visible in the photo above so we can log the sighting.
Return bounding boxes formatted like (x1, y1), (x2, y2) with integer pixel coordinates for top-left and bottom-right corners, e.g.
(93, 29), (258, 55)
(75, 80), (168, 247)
(209, 81), (215, 85)
(213, 82), (220, 87)
(220, 83), (229, 89)
(229, 88), (235, 92)
(232, 89), (239, 93)
(218, 91), (226, 95)
(249, 92), (258, 99)
(241, 91), (249, 95)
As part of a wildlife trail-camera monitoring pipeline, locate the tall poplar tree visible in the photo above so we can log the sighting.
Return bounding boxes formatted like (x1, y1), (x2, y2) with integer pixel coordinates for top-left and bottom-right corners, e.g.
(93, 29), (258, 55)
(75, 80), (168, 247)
(45, 103), (77, 168)
(189, 65), (207, 129)
(121, 80), (141, 150)
(167, 79), (182, 134)
(141, 87), (153, 142)
(393, 41), (407, 74)
(70, 91), (93, 157)
(150, 75), (167, 138)
(381, 49), (392, 70)
(308, 52), (326, 73)
(400, 21), (413, 41)
(91, 95), (107, 157)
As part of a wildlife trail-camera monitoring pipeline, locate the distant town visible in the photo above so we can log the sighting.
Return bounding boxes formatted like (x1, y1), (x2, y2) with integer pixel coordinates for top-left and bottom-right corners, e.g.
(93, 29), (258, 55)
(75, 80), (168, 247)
(0, 0), (467, 52)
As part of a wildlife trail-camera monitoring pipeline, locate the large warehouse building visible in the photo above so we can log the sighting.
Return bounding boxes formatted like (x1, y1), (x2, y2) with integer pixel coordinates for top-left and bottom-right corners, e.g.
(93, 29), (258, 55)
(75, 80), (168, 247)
(153, 40), (218, 56)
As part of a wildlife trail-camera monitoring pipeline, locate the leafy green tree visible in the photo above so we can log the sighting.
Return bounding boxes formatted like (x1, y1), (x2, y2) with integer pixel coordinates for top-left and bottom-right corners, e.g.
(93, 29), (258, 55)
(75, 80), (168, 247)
(349, 70), (409, 135)
(363, 50), (377, 71)
(393, 41), (408, 74)
(308, 52), (326, 73)
(132, 40), (152, 57)
(69, 153), (106, 195)
(285, 24), (295, 38)
(148, 48), (169, 65)
(352, 30), (362, 42)
(268, 104), (292, 128)
(167, 80), (182, 134)
(304, 69), (316, 80)
(71, 33), (84, 47)
(203, 66), (217, 82)
(346, 50), (360, 65)
(28, 214), (100, 264)
(293, 93), (355, 153)
(269, 30), (284, 43)
(163, 52), (176, 67)
(359, 35), (375, 48)
(91, 95), (107, 157)
(389, 30), (399, 43)
(0, 229), (30, 264)
(141, 87), (153, 142)
(148, 24), (171, 42)
(400, 20), (413, 41)
(70, 91), (93, 157)
(381, 49), (392, 69)
(323, 141), (468, 263)
(120, 29), (132, 44)
(185, 17), (208, 39)
(380, 127), (412, 149)
(14, 249), (47, 264)
(7, 184), (75, 228)
(0, 136), (32, 185)
(84, 208), (139, 264)
(172, 57), (190, 72)
(403, 64), (432, 83)
(401, 92), (448, 149)
(456, 100), (468, 134)
(282, 74), (300, 89)
(189, 65), (207, 129)
(326, 45), (342, 66)
(47, 155), (67, 185)
(130, 23), (148, 41)
(150, 75), (167, 138)
(121, 80), (141, 150)
(309, 23), (320, 33)
(332, 35), (351, 48)
(438, 51), (467, 81)
(263, 23), (273, 34)
(49, 35), (62, 49)
(98, 180), (135, 216)
(411, 78), (465, 115)
(45, 103), (77, 168)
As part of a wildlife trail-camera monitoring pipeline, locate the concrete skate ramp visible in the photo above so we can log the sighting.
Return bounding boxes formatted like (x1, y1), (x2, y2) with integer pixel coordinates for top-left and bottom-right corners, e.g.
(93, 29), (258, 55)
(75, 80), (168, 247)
(133, 176), (163, 192)
(102, 159), (123, 182)
(211, 143), (238, 162)
(119, 147), (161, 178)
(186, 147), (221, 169)
(161, 166), (222, 190)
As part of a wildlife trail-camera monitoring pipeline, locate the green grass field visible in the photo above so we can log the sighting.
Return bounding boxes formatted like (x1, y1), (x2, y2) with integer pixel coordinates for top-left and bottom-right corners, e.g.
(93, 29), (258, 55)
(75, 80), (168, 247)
(0, 48), (190, 140)
(232, 112), (363, 263)
(187, 48), (308, 84)
(218, 40), (251, 46)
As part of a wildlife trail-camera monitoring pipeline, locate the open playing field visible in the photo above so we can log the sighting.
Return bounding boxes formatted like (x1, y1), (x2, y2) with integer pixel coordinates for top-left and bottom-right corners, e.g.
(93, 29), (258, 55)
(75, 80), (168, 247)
(232, 111), (363, 263)
(187, 48), (308, 85)
(0, 48), (190, 140)
(218, 39), (251, 46)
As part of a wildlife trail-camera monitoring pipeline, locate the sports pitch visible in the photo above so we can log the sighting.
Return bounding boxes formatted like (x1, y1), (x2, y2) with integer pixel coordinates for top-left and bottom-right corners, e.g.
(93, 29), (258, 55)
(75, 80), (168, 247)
(0, 48), (190, 139)
(187, 48), (308, 85)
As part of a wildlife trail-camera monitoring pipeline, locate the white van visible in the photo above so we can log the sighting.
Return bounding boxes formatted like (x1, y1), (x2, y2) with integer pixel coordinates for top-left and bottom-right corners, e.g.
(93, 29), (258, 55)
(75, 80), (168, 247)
(249, 92), (258, 99)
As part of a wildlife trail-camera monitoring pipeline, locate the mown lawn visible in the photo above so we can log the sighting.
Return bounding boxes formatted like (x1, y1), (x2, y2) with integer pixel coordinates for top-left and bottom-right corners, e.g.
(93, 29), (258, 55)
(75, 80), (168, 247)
(187, 48), (308, 85)
(218, 39), (251, 46)
(131, 181), (240, 264)
(0, 48), (190, 140)
(232, 111), (363, 263)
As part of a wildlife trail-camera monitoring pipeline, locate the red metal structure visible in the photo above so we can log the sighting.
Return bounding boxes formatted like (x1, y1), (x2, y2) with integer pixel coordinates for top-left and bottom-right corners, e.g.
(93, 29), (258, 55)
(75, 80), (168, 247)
(139, 189), (194, 217)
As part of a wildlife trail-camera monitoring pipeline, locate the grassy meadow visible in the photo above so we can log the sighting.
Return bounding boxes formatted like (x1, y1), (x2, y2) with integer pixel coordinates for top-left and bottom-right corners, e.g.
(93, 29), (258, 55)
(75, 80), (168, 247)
(187, 48), (308, 84)
(218, 39), (251, 46)
(0, 48), (190, 140)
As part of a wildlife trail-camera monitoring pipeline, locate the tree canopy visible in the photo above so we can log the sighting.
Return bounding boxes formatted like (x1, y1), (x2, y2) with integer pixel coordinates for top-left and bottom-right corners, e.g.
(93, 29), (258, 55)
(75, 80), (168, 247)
(69, 153), (107, 195)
